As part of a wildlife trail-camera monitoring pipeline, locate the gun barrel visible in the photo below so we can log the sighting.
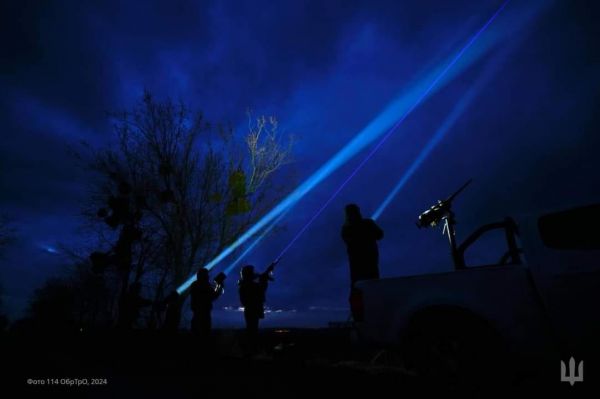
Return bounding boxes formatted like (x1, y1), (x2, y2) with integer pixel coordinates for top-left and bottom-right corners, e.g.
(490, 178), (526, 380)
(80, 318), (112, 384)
(445, 178), (472, 203)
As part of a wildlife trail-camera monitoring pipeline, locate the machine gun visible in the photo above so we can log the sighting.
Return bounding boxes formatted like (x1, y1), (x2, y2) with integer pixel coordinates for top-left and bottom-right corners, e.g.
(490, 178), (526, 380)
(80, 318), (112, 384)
(417, 179), (472, 269)
(214, 272), (227, 288)
(209, 272), (226, 296)
(261, 258), (280, 281)
(417, 179), (472, 229)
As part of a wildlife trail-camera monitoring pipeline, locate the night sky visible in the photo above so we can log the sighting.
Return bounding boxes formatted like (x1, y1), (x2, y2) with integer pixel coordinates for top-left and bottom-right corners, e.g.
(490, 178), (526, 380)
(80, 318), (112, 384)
(1, 0), (599, 327)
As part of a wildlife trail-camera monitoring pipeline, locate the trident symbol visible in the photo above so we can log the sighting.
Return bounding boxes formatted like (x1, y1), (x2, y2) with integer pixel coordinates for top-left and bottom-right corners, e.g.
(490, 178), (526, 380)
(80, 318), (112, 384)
(561, 357), (584, 386)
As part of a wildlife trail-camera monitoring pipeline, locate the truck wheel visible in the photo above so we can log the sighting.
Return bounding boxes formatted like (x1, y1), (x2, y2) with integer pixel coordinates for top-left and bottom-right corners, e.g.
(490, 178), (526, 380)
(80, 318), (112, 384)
(401, 306), (511, 389)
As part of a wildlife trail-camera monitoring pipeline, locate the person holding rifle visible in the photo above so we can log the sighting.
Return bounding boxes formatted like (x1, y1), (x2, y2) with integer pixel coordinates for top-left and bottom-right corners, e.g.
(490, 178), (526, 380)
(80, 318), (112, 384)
(190, 268), (226, 340)
(238, 259), (278, 352)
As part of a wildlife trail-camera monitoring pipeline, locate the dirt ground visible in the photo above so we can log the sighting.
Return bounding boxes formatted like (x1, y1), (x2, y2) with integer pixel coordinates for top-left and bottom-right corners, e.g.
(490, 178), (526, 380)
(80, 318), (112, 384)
(3, 328), (595, 397)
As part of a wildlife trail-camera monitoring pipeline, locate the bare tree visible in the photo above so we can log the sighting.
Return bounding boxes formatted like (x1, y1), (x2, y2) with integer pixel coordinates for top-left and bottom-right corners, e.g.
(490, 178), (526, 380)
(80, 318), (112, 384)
(0, 216), (15, 329)
(245, 111), (294, 192)
(79, 91), (295, 326)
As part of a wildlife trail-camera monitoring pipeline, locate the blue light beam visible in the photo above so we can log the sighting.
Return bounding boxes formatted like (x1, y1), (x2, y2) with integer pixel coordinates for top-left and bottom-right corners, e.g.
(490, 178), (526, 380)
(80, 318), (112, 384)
(177, 0), (534, 293)
(372, 41), (518, 220)
(223, 211), (289, 276)
(177, 211), (289, 293)
(275, 1), (510, 260)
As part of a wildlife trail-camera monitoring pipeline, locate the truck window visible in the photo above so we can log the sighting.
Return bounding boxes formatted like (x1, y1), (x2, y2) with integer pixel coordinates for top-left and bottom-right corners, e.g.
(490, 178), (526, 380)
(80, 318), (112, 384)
(538, 203), (600, 250)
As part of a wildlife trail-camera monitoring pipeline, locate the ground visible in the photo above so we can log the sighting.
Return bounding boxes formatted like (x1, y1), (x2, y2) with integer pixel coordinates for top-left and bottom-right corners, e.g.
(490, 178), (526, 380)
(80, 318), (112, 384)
(3, 327), (594, 397)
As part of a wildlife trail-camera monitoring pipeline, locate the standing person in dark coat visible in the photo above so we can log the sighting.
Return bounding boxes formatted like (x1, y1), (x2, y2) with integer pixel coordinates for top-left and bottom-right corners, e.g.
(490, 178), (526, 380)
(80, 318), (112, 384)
(341, 204), (383, 321)
(190, 268), (224, 339)
(238, 262), (276, 351)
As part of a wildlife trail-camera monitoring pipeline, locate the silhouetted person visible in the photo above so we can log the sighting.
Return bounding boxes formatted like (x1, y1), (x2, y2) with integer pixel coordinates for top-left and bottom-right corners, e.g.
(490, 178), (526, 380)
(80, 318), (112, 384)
(341, 204), (383, 321)
(238, 262), (276, 352)
(117, 282), (152, 330)
(162, 291), (184, 333)
(190, 268), (224, 339)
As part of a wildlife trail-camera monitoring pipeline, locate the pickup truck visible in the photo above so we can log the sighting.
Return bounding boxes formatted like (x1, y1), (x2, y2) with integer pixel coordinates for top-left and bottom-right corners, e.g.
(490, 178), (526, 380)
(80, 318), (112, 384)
(355, 202), (600, 385)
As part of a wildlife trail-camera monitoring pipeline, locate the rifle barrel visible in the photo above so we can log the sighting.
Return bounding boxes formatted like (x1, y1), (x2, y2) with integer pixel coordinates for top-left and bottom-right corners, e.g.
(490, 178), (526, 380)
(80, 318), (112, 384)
(445, 179), (472, 203)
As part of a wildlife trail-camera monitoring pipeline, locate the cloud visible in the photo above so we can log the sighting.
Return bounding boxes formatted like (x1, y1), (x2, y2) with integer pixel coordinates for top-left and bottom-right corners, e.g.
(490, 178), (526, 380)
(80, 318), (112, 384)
(1, 0), (600, 322)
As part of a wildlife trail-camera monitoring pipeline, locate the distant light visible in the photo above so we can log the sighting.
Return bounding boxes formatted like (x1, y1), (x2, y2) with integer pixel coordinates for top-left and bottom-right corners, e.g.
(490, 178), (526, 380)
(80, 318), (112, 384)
(41, 245), (59, 255)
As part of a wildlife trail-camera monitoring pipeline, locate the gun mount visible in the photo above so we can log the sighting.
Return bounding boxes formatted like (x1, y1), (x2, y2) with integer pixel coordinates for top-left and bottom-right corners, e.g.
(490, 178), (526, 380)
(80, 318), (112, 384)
(417, 179), (521, 270)
(417, 179), (471, 269)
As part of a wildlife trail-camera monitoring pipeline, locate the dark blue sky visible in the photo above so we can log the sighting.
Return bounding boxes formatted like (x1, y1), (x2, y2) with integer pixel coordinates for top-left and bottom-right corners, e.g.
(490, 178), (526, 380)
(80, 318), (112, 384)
(1, 0), (599, 326)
